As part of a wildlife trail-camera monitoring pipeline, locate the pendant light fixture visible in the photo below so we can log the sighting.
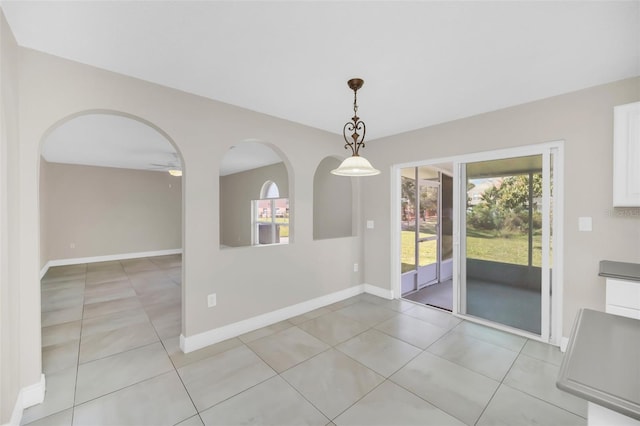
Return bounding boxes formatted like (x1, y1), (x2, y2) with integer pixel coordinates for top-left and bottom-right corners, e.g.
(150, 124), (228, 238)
(331, 78), (380, 176)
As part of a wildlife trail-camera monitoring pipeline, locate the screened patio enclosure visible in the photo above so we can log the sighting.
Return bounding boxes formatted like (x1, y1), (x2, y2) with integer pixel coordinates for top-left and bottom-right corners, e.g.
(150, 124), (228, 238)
(400, 166), (454, 310)
(461, 154), (551, 335)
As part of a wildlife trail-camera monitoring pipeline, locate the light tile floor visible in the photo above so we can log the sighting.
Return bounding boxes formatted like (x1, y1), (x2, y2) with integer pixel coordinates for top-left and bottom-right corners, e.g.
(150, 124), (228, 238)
(26, 256), (586, 426)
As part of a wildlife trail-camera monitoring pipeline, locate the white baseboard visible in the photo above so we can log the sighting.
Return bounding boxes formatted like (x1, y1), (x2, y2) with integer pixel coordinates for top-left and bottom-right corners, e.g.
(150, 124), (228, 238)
(21, 374), (45, 408)
(560, 336), (569, 353)
(181, 284), (372, 353)
(363, 283), (394, 300)
(40, 248), (183, 278)
(5, 374), (45, 426)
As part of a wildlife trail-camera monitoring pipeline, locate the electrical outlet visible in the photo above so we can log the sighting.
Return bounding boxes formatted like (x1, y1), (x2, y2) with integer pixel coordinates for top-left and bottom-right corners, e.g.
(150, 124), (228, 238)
(353, 263), (359, 272)
(207, 293), (217, 307)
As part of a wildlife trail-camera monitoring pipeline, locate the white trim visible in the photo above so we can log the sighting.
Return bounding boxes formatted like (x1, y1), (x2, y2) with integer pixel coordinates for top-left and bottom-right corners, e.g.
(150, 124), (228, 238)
(389, 165), (402, 303)
(551, 145), (565, 346)
(455, 160), (464, 316)
(363, 283), (393, 300)
(39, 248), (183, 278)
(5, 375), (46, 426)
(455, 313), (559, 346)
(7, 398), (22, 426)
(21, 374), (46, 408)
(181, 284), (373, 353)
(541, 150), (551, 341)
(560, 336), (569, 353)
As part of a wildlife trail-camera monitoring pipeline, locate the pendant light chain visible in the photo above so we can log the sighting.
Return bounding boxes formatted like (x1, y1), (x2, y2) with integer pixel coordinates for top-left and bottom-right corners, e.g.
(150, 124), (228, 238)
(331, 78), (380, 176)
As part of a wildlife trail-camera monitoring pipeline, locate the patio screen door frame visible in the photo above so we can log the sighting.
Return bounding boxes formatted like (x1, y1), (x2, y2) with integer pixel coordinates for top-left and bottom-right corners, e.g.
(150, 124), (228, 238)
(456, 142), (563, 344)
(390, 141), (564, 346)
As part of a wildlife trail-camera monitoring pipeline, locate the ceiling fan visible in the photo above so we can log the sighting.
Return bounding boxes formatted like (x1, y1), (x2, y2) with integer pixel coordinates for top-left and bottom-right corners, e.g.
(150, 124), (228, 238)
(149, 153), (182, 176)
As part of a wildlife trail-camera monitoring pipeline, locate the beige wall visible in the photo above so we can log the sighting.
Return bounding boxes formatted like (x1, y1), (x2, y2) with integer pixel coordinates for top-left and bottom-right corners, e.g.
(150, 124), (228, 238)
(361, 77), (640, 337)
(39, 161), (182, 267)
(313, 157), (354, 240)
(220, 162), (288, 247)
(1, 9), (24, 423)
(7, 42), (363, 417)
(4, 12), (638, 423)
(38, 158), (50, 269)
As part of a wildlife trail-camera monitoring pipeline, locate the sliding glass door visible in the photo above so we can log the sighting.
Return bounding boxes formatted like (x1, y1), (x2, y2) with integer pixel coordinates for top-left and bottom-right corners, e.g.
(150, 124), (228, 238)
(459, 150), (555, 339)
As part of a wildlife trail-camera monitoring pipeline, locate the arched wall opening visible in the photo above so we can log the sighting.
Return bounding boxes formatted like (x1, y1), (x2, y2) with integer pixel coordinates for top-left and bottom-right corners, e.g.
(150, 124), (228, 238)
(313, 156), (355, 240)
(38, 109), (186, 350)
(219, 141), (293, 248)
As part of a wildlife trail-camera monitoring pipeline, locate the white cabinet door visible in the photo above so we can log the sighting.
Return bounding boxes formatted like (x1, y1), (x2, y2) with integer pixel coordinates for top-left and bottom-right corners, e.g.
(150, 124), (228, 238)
(613, 101), (640, 207)
(605, 278), (640, 319)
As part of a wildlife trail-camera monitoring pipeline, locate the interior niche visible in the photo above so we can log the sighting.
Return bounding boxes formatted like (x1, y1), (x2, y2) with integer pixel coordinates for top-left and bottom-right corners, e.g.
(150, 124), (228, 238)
(219, 142), (290, 248)
(313, 157), (354, 240)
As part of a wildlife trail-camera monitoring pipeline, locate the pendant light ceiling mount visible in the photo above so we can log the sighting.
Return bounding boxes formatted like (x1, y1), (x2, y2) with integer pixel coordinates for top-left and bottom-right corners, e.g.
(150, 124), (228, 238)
(347, 77), (364, 92)
(331, 78), (380, 177)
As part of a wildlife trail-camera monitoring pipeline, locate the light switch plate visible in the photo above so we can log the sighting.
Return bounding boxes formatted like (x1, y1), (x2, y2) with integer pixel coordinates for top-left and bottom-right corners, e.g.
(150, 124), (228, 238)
(578, 217), (592, 232)
(207, 293), (217, 307)
(366, 220), (374, 229)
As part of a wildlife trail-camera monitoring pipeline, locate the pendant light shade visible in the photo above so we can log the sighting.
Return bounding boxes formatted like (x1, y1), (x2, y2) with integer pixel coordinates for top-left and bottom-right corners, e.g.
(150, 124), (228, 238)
(331, 155), (380, 176)
(331, 78), (380, 177)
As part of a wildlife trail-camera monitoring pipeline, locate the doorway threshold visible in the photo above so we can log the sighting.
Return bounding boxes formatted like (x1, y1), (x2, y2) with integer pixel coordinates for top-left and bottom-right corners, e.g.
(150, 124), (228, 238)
(402, 279), (453, 311)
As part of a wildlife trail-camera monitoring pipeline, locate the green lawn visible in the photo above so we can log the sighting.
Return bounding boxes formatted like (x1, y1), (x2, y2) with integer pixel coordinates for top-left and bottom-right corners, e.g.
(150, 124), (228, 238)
(401, 231), (436, 273)
(466, 228), (542, 266)
(401, 228), (544, 273)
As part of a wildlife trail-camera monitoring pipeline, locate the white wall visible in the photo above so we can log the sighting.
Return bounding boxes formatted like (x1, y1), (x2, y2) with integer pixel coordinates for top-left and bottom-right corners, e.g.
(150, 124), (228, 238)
(39, 160), (182, 267)
(361, 77), (640, 337)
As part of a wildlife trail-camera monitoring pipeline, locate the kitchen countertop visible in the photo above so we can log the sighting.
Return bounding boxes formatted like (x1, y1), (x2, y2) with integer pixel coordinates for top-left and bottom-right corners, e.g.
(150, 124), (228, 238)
(557, 308), (640, 421)
(599, 260), (640, 282)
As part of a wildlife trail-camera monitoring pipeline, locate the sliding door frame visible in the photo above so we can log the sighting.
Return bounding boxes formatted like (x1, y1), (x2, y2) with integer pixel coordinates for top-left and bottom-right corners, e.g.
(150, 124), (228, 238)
(390, 141), (564, 346)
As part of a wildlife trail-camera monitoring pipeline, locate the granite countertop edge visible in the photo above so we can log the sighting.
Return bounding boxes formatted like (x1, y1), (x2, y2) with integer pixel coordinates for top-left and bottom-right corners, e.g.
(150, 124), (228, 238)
(557, 308), (640, 421)
(599, 260), (640, 282)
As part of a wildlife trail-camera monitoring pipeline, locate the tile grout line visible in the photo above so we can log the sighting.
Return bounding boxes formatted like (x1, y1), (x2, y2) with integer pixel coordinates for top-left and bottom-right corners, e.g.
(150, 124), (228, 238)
(69, 262), (88, 426)
(147, 261), (205, 425)
(506, 341), (587, 419)
(472, 335), (528, 426)
(35, 259), (577, 426)
(279, 303), (421, 423)
(118, 260), (202, 425)
(38, 259), (184, 425)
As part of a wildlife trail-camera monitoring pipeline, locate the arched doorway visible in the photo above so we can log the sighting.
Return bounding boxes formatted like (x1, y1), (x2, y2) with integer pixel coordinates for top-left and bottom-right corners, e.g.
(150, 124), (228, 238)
(29, 111), (186, 423)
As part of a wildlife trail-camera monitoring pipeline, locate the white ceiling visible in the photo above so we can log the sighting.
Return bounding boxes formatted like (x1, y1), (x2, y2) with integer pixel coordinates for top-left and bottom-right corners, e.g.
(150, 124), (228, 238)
(3, 1), (639, 172)
(219, 142), (283, 176)
(41, 113), (282, 175)
(42, 114), (180, 171)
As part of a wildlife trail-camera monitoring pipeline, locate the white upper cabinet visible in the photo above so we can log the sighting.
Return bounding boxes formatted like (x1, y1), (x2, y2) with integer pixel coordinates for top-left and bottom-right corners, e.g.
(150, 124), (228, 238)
(613, 101), (640, 207)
